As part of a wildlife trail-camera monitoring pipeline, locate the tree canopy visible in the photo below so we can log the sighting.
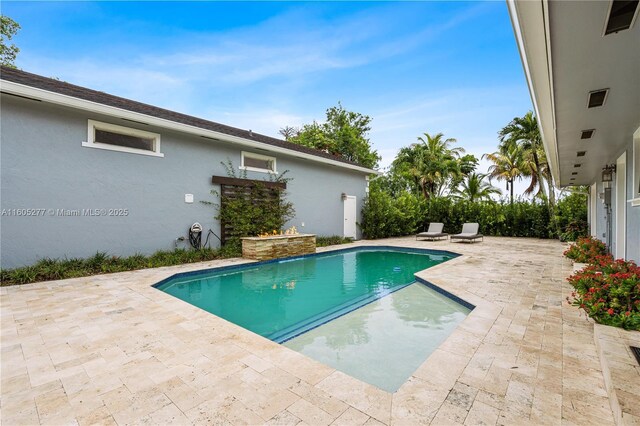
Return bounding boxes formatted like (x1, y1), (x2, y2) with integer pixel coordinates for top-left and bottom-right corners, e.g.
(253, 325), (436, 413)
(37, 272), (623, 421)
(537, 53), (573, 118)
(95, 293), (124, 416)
(390, 132), (478, 199)
(496, 111), (555, 206)
(280, 103), (381, 169)
(483, 142), (527, 204)
(1, 15), (20, 68)
(453, 172), (501, 202)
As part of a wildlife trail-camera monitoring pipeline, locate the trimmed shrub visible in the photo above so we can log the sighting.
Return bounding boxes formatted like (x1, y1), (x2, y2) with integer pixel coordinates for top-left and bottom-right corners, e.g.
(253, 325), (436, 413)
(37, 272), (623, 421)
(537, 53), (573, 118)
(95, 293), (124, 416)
(419, 198), (553, 238)
(0, 248), (229, 286)
(567, 258), (640, 330)
(556, 193), (589, 241)
(316, 236), (353, 247)
(563, 236), (610, 264)
(359, 186), (423, 239)
(361, 190), (562, 240)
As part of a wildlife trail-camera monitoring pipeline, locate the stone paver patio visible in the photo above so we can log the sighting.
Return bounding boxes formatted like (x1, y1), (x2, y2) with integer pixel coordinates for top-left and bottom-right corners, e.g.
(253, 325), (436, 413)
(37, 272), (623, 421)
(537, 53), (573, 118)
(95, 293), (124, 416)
(1, 236), (636, 425)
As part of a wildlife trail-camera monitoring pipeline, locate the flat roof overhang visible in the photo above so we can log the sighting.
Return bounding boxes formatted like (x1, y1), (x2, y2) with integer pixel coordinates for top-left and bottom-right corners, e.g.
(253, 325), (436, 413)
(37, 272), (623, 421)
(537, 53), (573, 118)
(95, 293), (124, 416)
(507, 0), (640, 187)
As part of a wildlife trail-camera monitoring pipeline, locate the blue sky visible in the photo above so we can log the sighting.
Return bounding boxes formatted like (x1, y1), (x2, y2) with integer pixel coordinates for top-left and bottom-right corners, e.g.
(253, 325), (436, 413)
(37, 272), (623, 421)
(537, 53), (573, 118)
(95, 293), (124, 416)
(4, 1), (533, 186)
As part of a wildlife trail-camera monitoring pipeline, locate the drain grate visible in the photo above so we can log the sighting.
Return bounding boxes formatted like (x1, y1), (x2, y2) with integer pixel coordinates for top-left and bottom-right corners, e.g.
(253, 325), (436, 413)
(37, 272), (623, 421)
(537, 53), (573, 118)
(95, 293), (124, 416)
(631, 346), (640, 366)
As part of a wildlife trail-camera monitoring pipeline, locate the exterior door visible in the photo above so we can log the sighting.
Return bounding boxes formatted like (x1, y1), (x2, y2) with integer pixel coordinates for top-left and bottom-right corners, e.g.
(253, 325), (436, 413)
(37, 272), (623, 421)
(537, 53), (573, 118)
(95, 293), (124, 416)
(343, 195), (357, 239)
(615, 153), (626, 259)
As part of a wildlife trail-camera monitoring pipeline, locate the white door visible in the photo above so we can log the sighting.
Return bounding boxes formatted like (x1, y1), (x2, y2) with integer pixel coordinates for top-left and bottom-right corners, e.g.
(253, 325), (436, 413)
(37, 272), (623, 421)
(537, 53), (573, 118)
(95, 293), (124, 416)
(615, 153), (626, 259)
(343, 195), (357, 239)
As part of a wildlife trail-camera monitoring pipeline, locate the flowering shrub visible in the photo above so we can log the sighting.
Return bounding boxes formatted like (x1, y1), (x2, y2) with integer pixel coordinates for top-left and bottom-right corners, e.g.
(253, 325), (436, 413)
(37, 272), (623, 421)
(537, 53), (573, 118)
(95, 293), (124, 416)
(563, 236), (610, 264)
(567, 258), (640, 330)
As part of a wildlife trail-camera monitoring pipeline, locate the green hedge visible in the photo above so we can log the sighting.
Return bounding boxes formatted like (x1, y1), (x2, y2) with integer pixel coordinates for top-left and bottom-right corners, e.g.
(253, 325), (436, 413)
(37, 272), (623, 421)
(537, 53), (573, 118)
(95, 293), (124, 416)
(360, 186), (587, 240)
(419, 197), (553, 238)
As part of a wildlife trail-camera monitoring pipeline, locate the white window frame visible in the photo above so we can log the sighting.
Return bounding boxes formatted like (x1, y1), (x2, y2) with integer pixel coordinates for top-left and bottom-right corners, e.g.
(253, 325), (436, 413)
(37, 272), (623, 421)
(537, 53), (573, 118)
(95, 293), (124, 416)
(240, 151), (277, 174)
(615, 152), (626, 259)
(631, 126), (640, 207)
(83, 119), (164, 157)
(590, 183), (597, 237)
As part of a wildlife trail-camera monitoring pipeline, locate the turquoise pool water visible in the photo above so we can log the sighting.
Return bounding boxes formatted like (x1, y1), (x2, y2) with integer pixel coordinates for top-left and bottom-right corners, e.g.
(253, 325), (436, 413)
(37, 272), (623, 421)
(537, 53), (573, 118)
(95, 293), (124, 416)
(285, 283), (471, 392)
(154, 247), (460, 343)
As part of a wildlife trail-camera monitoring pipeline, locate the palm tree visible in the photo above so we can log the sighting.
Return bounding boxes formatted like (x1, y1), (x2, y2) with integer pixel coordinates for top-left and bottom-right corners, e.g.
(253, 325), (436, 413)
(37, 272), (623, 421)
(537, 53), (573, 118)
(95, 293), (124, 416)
(484, 143), (527, 204)
(453, 173), (501, 202)
(391, 132), (475, 199)
(498, 111), (555, 207)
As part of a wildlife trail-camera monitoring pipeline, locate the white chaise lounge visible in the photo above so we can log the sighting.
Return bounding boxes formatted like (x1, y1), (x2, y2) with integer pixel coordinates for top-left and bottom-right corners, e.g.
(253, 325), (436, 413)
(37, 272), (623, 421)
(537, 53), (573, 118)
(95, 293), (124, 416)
(416, 223), (448, 241)
(450, 223), (483, 243)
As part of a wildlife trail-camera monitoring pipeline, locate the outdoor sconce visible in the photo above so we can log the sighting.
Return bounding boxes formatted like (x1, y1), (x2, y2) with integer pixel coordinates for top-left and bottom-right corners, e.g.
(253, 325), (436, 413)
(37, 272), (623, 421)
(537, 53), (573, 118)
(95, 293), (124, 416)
(341, 192), (347, 200)
(602, 164), (616, 188)
(602, 164), (616, 182)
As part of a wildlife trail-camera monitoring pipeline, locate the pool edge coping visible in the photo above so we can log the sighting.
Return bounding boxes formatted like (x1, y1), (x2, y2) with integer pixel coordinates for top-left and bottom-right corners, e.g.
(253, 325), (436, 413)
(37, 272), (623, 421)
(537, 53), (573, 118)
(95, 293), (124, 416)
(151, 245), (473, 345)
(148, 241), (501, 399)
(151, 245), (461, 290)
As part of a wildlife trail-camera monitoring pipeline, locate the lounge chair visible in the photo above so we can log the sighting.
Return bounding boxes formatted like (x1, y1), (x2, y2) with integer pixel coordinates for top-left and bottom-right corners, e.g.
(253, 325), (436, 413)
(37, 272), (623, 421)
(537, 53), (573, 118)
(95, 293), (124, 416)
(416, 223), (448, 241)
(450, 223), (483, 243)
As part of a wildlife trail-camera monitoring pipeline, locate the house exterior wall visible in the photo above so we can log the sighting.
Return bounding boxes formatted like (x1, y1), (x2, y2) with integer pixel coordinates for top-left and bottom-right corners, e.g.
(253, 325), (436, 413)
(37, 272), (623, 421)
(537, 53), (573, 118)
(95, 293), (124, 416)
(0, 95), (368, 268)
(623, 140), (640, 262)
(590, 139), (639, 263)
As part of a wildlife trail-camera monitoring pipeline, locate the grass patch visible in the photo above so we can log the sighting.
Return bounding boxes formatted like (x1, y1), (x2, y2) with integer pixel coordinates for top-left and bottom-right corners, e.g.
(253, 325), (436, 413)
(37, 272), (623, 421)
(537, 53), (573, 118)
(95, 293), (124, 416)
(0, 247), (235, 287)
(315, 235), (354, 247)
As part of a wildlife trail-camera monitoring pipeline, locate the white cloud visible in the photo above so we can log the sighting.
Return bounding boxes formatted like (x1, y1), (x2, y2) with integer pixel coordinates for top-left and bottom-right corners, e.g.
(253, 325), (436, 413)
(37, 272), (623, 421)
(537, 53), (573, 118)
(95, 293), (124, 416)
(210, 108), (311, 137)
(15, 1), (532, 195)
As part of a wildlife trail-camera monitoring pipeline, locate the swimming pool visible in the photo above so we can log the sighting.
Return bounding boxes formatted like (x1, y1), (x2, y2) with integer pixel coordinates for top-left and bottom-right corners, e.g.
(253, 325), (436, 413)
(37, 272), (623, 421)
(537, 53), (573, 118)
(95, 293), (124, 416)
(155, 247), (462, 341)
(154, 246), (472, 391)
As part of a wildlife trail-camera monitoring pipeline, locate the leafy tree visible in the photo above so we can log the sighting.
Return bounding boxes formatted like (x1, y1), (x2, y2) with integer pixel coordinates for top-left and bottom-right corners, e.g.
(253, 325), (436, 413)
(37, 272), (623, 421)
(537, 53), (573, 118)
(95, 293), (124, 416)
(484, 143), (527, 204)
(390, 132), (477, 199)
(453, 172), (501, 202)
(1, 15), (20, 68)
(283, 103), (381, 169)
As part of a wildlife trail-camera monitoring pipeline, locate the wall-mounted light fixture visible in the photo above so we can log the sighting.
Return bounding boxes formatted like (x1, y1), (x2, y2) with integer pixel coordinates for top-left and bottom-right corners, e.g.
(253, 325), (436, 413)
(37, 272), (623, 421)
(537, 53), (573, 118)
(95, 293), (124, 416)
(341, 193), (347, 200)
(602, 164), (616, 189)
(602, 164), (616, 182)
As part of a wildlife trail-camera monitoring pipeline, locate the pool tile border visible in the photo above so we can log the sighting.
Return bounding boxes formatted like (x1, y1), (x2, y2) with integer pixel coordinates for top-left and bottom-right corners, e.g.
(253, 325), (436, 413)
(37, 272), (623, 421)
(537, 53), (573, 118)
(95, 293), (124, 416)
(153, 245), (468, 344)
(152, 245), (460, 289)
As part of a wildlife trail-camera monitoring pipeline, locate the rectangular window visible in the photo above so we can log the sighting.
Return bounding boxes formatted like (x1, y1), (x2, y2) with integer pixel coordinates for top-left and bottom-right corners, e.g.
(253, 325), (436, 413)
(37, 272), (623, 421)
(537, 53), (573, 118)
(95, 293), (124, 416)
(83, 120), (163, 157)
(241, 151), (277, 173)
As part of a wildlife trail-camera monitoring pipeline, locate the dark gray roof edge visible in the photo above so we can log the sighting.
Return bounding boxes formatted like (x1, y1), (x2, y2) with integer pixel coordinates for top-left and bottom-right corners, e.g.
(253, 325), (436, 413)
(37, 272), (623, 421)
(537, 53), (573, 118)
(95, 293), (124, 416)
(0, 66), (373, 171)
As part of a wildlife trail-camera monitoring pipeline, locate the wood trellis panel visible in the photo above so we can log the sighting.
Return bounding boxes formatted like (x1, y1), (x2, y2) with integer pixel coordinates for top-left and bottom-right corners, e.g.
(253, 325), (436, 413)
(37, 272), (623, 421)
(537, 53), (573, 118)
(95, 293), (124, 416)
(211, 175), (287, 243)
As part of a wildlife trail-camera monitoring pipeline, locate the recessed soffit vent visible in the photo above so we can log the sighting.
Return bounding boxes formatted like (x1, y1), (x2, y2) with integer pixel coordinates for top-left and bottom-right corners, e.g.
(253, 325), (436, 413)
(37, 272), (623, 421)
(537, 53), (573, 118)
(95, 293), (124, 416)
(605, 0), (640, 35)
(572, 172), (578, 175)
(577, 151), (587, 157)
(574, 164), (582, 168)
(581, 129), (595, 139)
(588, 89), (609, 108)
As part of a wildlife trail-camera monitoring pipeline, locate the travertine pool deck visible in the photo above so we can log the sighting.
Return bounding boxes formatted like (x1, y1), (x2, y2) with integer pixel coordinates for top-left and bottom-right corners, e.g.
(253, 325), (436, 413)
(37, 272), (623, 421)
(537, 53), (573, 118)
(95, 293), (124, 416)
(1, 237), (636, 425)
